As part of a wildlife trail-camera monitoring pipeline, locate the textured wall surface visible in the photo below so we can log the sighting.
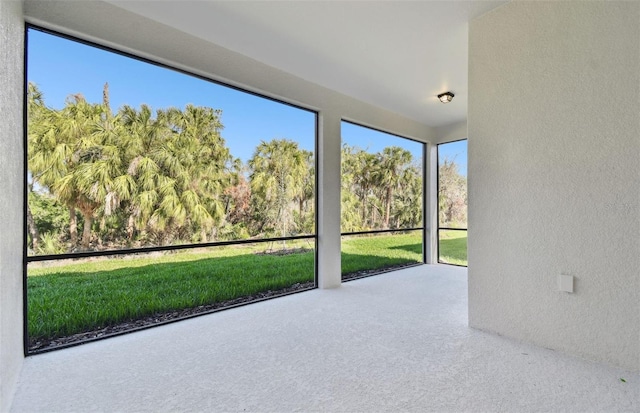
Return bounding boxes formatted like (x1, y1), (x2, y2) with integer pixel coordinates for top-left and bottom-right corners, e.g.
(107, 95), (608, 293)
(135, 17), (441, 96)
(0, 0), (24, 411)
(435, 120), (467, 144)
(468, 1), (639, 370)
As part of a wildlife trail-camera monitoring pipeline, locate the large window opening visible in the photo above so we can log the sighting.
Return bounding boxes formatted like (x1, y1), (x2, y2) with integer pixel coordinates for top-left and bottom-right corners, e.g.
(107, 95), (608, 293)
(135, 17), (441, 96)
(437, 140), (467, 266)
(340, 121), (424, 280)
(25, 27), (317, 353)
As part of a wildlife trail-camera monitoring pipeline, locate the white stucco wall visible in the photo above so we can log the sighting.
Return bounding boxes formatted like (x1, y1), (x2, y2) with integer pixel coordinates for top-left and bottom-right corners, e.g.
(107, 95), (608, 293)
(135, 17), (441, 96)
(468, 1), (639, 370)
(435, 120), (467, 144)
(0, 0), (24, 411)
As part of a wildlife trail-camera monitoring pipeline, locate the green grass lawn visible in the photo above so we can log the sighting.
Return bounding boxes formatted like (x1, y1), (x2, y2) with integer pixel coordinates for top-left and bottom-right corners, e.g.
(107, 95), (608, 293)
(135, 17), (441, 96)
(27, 234), (426, 345)
(341, 232), (422, 276)
(439, 229), (468, 266)
(27, 242), (315, 344)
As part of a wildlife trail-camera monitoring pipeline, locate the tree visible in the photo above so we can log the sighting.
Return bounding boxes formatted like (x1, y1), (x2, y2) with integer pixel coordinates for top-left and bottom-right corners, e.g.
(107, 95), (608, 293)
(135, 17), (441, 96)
(28, 82), (234, 251)
(293, 149), (315, 235)
(56, 84), (127, 249)
(221, 160), (251, 229)
(340, 144), (364, 231)
(377, 146), (413, 229)
(159, 105), (231, 242)
(120, 104), (232, 245)
(220, 171), (251, 240)
(27, 83), (115, 250)
(438, 158), (467, 227)
(249, 139), (307, 243)
(26, 83), (47, 251)
(117, 104), (164, 242)
(27, 191), (69, 254)
(352, 149), (378, 228)
(341, 143), (422, 232)
(392, 164), (423, 228)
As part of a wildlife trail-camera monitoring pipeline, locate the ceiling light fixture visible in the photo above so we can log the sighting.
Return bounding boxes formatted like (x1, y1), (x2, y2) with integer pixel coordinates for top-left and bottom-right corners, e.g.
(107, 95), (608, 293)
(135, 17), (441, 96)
(438, 91), (454, 104)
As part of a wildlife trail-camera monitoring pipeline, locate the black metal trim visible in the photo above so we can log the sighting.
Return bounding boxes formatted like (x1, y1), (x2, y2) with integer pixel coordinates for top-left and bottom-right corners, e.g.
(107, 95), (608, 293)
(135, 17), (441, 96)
(342, 262), (423, 283)
(339, 119), (427, 267)
(341, 119), (425, 146)
(422, 143), (428, 264)
(313, 111), (319, 288)
(436, 140), (468, 268)
(436, 141), (441, 261)
(436, 261), (468, 268)
(24, 25), (320, 262)
(340, 227), (423, 237)
(26, 235), (316, 263)
(23, 25), (321, 354)
(22, 23), (30, 357)
(437, 138), (467, 145)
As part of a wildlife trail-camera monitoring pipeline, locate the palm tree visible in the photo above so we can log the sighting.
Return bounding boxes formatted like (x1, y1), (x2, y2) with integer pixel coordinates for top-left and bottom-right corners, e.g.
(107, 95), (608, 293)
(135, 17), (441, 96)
(376, 146), (413, 229)
(340, 144), (364, 232)
(150, 105), (230, 243)
(28, 83), (236, 249)
(249, 139), (307, 245)
(27, 84), (92, 249)
(26, 83), (48, 251)
(115, 104), (232, 245)
(118, 104), (165, 242)
(353, 149), (378, 228)
(28, 82), (131, 250)
(57, 90), (122, 249)
(392, 164), (423, 228)
(293, 150), (314, 234)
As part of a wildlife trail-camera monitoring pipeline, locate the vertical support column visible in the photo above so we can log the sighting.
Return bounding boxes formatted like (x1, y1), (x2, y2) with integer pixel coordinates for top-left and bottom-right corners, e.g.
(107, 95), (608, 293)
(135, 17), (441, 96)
(316, 111), (341, 288)
(425, 142), (438, 264)
(0, 0), (25, 411)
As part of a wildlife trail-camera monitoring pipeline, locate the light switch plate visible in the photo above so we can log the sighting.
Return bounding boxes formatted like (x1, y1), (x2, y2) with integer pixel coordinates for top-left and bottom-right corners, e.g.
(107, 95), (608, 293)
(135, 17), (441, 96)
(559, 274), (574, 293)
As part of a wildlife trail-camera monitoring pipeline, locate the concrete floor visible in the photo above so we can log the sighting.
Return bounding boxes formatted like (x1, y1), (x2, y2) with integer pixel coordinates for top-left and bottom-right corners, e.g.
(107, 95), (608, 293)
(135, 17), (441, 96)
(10, 265), (639, 412)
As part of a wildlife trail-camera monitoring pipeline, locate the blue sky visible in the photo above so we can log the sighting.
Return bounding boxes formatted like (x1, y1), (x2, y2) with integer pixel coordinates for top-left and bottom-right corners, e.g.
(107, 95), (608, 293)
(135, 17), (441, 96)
(438, 140), (467, 177)
(28, 28), (465, 174)
(27, 28), (315, 164)
(341, 121), (423, 166)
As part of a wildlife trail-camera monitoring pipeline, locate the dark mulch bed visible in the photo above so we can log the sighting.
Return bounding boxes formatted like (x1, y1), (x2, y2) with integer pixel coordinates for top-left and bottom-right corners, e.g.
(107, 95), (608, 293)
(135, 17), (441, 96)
(341, 262), (420, 282)
(255, 247), (311, 256)
(29, 262), (419, 353)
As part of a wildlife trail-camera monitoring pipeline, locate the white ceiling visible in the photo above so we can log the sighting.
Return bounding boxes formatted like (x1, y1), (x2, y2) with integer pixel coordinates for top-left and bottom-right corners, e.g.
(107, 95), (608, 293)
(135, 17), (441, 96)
(107, 1), (506, 127)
